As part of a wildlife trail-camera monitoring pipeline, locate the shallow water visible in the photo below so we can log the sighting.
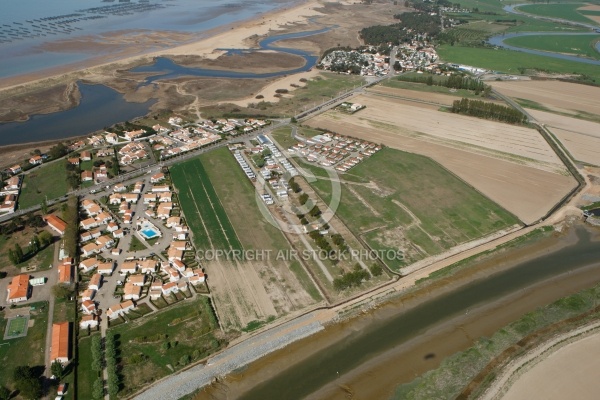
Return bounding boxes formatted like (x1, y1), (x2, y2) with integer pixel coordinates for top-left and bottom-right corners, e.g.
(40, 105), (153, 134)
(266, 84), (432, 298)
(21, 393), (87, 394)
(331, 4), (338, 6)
(201, 225), (600, 400)
(0, 0), (294, 78)
(0, 83), (155, 146)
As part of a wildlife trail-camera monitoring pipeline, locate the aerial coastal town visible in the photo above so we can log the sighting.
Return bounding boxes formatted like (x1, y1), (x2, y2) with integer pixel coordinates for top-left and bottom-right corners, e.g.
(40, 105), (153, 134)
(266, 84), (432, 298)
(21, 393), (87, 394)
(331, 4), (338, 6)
(1, 0), (600, 399)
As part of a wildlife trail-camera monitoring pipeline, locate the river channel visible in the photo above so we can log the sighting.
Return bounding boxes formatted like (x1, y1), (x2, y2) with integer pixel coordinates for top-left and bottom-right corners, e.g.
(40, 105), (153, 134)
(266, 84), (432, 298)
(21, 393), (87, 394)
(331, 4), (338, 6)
(195, 224), (600, 400)
(130, 27), (329, 84)
(0, 28), (328, 146)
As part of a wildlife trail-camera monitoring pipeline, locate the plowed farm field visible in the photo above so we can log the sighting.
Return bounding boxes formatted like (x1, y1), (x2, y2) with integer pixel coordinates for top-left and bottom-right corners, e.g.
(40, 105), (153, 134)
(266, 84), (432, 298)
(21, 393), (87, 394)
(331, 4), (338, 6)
(305, 90), (577, 224)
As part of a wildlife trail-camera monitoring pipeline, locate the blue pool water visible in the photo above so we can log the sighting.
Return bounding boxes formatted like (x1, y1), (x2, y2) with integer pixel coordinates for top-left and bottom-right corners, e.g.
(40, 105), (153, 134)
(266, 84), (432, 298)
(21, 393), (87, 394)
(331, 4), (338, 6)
(141, 229), (158, 239)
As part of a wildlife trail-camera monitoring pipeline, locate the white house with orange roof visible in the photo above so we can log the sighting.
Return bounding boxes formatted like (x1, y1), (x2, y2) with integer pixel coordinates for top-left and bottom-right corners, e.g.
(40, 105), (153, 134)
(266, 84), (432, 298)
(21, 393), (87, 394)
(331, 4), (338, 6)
(98, 262), (114, 275)
(150, 172), (165, 183)
(123, 282), (141, 300)
(81, 300), (97, 315)
(79, 258), (98, 273)
(80, 314), (99, 329)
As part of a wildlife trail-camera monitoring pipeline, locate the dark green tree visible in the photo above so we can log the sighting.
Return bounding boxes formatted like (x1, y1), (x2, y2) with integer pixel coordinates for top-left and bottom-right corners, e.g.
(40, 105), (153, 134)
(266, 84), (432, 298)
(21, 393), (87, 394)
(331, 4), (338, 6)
(51, 361), (65, 380)
(40, 198), (48, 214)
(13, 243), (23, 263)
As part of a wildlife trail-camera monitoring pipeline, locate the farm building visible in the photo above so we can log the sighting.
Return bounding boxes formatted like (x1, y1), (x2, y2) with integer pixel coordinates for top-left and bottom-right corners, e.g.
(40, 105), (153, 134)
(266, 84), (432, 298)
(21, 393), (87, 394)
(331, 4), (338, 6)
(6, 274), (31, 303)
(51, 322), (71, 364)
(44, 215), (67, 235)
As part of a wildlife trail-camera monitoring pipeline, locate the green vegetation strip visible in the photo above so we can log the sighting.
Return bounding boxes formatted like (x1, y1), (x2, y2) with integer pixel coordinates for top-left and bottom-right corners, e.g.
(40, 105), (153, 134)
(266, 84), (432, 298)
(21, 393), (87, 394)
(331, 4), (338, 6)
(19, 160), (68, 209)
(517, 3), (600, 26)
(0, 302), (48, 390)
(504, 34), (600, 60)
(305, 148), (518, 271)
(109, 296), (222, 397)
(437, 45), (600, 84)
(171, 157), (242, 251)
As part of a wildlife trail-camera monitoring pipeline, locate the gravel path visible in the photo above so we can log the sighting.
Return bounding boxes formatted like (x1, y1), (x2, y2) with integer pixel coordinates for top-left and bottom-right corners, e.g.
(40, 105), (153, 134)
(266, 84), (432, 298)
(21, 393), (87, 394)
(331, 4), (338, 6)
(134, 313), (324, 400)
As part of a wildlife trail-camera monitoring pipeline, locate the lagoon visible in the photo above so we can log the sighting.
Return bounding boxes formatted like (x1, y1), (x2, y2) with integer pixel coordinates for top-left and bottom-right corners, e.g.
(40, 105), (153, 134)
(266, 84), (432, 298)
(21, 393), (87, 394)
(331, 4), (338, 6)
(0, 83), (155, 146)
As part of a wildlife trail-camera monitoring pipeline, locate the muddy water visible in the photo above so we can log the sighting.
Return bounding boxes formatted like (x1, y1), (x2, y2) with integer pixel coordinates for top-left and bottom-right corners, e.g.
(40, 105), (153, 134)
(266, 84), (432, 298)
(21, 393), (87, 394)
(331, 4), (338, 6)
(195, 225), (600, 400)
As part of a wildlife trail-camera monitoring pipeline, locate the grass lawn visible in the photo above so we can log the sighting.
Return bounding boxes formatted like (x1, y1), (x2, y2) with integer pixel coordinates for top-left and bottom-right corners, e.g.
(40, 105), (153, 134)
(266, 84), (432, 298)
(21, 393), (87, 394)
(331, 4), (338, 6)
(437, 45), (600, 83)
(0, 301), (48, 390)
(271, 126), (296, 148)
(0, 227), (57, 275)
(19, 160), (69, 209)
(52, 297), (76, 323)
(79, 160), (93, 171)
(129, 235), (148, 252)
(504, 34), (600, 60)
(110, 296), (222, 397)
(171, 157), (242, 252)
(77, 334), (100, 400)
(304, 148), (519, 271)
(517, 3), (600, 26)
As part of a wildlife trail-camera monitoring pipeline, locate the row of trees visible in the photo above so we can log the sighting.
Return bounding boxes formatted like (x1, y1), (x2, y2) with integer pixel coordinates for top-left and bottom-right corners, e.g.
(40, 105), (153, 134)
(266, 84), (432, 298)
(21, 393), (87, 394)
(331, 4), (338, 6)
(333, 264), (371, 291)
(450, 98), (528, 124)
(62, 196), (79, 259)
(398, 74), (488, 92)
(105, 333), (120, 398)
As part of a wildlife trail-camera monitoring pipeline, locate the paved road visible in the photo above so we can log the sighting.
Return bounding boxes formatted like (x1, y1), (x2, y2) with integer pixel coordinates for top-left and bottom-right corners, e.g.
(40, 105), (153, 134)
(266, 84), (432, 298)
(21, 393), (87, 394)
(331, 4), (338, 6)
(0, 121), (289, 224)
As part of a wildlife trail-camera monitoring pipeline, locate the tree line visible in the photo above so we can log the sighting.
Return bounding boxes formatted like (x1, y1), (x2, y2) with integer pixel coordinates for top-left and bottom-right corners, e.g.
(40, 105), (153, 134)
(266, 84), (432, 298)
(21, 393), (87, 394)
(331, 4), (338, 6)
(62, 196), (79, 260)
(450, 98), (527, 124)
(397, 74), (489, 93)
(360, 12), (441, 45)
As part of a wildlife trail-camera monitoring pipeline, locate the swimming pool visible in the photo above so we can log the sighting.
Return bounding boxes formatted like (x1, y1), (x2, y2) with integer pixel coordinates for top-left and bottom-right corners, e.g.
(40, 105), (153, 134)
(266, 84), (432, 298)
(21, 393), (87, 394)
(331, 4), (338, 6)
(140, 228), (159, 239)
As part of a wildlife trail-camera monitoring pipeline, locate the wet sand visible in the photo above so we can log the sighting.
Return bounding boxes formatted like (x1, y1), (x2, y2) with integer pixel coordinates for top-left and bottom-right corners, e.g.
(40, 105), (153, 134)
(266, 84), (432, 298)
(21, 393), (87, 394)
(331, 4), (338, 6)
(193, 225), (600, 400)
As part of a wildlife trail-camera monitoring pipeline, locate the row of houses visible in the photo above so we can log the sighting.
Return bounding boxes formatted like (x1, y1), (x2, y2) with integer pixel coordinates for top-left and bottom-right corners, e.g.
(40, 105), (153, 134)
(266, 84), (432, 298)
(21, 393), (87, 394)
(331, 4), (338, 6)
(287, 132), (381, 171)
(118, 142), (148, 165)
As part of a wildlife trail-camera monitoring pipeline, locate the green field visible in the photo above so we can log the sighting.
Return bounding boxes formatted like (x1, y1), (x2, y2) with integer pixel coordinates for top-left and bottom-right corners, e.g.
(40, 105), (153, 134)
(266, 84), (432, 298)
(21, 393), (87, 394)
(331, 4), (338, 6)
(517, 3), (600, 26)
(171, 157), (242, 252)
(19, 159), (69, 209)
(129, 235), (148, 252)
(437, 44), (600, 83)
(505, 34), (600, 60)
(77, 335), (99, 400)
(0, 302), (48, 390)
(110, 296), (222, 397)
(198, 147), (322, 301)
(302, 148), (519, 271)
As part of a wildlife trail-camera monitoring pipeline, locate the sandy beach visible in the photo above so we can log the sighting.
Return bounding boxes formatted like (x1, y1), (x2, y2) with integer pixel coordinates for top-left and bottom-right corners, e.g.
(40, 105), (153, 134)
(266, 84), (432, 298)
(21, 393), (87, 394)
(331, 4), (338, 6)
(0, 0), (324, 91)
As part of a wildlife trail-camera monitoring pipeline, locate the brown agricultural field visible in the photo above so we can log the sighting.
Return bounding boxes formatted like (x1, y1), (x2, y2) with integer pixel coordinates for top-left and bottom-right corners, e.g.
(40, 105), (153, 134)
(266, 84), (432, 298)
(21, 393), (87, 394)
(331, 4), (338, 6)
(526, 108), (600, 166)
(304, 91), (577, 224)
(491, 80), (600, 117)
